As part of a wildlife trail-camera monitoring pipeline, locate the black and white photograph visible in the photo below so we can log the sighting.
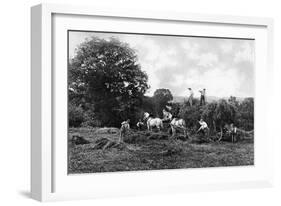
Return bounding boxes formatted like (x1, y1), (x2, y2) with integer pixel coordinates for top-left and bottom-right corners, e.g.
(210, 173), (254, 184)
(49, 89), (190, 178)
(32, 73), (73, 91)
(68, 31), (255, 174)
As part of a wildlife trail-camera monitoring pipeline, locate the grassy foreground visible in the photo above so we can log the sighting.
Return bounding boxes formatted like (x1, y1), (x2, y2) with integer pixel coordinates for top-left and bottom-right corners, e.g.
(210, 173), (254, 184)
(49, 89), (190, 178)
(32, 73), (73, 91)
(68, 127), (254, 174)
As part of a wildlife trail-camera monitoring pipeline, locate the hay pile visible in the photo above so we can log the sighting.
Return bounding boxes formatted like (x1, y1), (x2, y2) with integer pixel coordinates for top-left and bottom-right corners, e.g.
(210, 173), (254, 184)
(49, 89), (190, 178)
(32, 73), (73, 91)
(93, 137), (126, 150)
(174, 135), (188, 141)
(94, 127), (119, 134)
(148, 132), (169, 140)
(189, 134), (210, 144)
(123, 131), (170, 143)
(71, 135), (90, 145)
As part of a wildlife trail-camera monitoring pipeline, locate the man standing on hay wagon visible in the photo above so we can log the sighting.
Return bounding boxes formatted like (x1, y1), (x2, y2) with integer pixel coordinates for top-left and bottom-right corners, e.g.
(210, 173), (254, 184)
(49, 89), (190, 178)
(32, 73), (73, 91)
(199, 88), (206, 106)
(120, 119), (130, 143)
(187, 88), (194, 106)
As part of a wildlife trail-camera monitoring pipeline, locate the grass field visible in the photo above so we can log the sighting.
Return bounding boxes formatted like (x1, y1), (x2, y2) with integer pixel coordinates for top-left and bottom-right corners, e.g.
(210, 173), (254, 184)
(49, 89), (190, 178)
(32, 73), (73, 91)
(68, 127), (254, 174)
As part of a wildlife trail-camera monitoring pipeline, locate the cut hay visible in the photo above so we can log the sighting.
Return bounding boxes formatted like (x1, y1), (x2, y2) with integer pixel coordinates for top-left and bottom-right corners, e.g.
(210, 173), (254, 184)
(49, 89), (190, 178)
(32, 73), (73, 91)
(121, 130), (190, 144)
(174, 134), (188, 141)
(94, 127), (119, 134)
(71, 135), (90, 145)
(189, 134), (210, 144)
(123, 131), (170, 143)
(160, 147), (183, 156)
(69, 127), (98, 134)
(148, 132), (169, 140)
(68, 127), (254, 173)
(93, 137), (126, 150)
(123, 132), (148, 143)
(158, 141), (184, 156)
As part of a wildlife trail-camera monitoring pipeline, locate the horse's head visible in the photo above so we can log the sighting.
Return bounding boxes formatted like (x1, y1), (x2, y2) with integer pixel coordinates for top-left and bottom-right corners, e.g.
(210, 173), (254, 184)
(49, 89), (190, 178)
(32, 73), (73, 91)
(143, 112), (149, 121)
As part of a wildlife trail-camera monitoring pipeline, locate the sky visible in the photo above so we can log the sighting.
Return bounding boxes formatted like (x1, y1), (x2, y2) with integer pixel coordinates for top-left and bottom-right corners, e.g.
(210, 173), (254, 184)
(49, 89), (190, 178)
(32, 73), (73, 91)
(68, 31), (255, 98)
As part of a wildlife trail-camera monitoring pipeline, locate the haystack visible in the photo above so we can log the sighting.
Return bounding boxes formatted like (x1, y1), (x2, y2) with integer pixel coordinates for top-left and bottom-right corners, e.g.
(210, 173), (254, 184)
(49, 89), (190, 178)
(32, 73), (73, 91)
(93, 137), (126, 150)
(71, 135), (90, 145)
(94, 127), (119, 134)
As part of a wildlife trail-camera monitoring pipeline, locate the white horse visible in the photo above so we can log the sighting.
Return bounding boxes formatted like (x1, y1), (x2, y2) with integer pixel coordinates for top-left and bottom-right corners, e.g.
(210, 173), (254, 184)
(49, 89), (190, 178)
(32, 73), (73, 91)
(143, 112), (163, 131)
(170, 118), (188, 138)
(162, 109), (188, 138)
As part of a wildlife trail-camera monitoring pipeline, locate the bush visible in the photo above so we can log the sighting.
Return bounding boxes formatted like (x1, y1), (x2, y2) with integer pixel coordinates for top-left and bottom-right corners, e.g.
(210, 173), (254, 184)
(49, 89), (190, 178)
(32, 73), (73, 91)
(80, 112), (102, 128)
(69, 103), (85, 127)
(236, 98), (254, 130)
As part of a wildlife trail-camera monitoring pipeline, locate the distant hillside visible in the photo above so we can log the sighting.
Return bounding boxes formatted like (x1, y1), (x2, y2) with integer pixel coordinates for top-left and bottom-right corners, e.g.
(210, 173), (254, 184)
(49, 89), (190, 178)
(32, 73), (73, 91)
(171, 95), (251, 103)
(172, 96), (186, 103)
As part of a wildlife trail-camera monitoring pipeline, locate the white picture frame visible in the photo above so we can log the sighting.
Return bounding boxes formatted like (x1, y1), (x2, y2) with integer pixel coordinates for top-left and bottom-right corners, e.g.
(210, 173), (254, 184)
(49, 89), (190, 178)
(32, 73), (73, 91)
(31, 3), (274, 202)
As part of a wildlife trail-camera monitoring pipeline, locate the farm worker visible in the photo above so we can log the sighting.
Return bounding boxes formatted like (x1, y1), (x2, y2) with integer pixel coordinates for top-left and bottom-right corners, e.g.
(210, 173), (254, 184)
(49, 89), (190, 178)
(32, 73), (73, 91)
(197, 119), (208, 134)
(187, 88), (194, 106)
(229, 123), (237, 133)
(229, 123), (237, 142)
(199, 88), (206, 106)
(162, 109), (173, 122)
(136, 119), (144, 130)
(120, 119), (130, 143)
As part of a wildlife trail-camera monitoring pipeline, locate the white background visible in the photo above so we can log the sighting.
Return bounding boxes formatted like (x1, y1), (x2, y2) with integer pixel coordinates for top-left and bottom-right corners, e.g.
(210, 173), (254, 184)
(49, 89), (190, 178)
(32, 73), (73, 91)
(0, 0), (280, 205)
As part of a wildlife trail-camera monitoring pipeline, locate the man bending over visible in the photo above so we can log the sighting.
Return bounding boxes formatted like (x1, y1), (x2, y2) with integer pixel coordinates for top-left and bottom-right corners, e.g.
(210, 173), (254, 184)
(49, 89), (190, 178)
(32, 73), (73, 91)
(197, 119), (209, 136)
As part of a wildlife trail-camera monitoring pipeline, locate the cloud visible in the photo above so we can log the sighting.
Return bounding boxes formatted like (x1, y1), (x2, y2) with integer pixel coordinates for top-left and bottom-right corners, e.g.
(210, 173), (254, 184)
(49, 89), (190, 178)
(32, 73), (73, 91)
(234, 42), (254, 63)
(220, 42), (233, 53)
(197, 53), (219, 67)
(125, 37), (180, 95)
(166, 67), (241, 98)
(69, 31), (255, 98)
(195, 67), (241, 97)
(172, 74), (185, 87)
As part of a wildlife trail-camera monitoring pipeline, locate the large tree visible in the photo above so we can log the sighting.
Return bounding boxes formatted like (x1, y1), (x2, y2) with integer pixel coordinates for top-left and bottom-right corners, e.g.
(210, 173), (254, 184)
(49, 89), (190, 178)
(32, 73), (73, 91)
(69, 37), (149, 126)
(153, 88), (173, 117)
